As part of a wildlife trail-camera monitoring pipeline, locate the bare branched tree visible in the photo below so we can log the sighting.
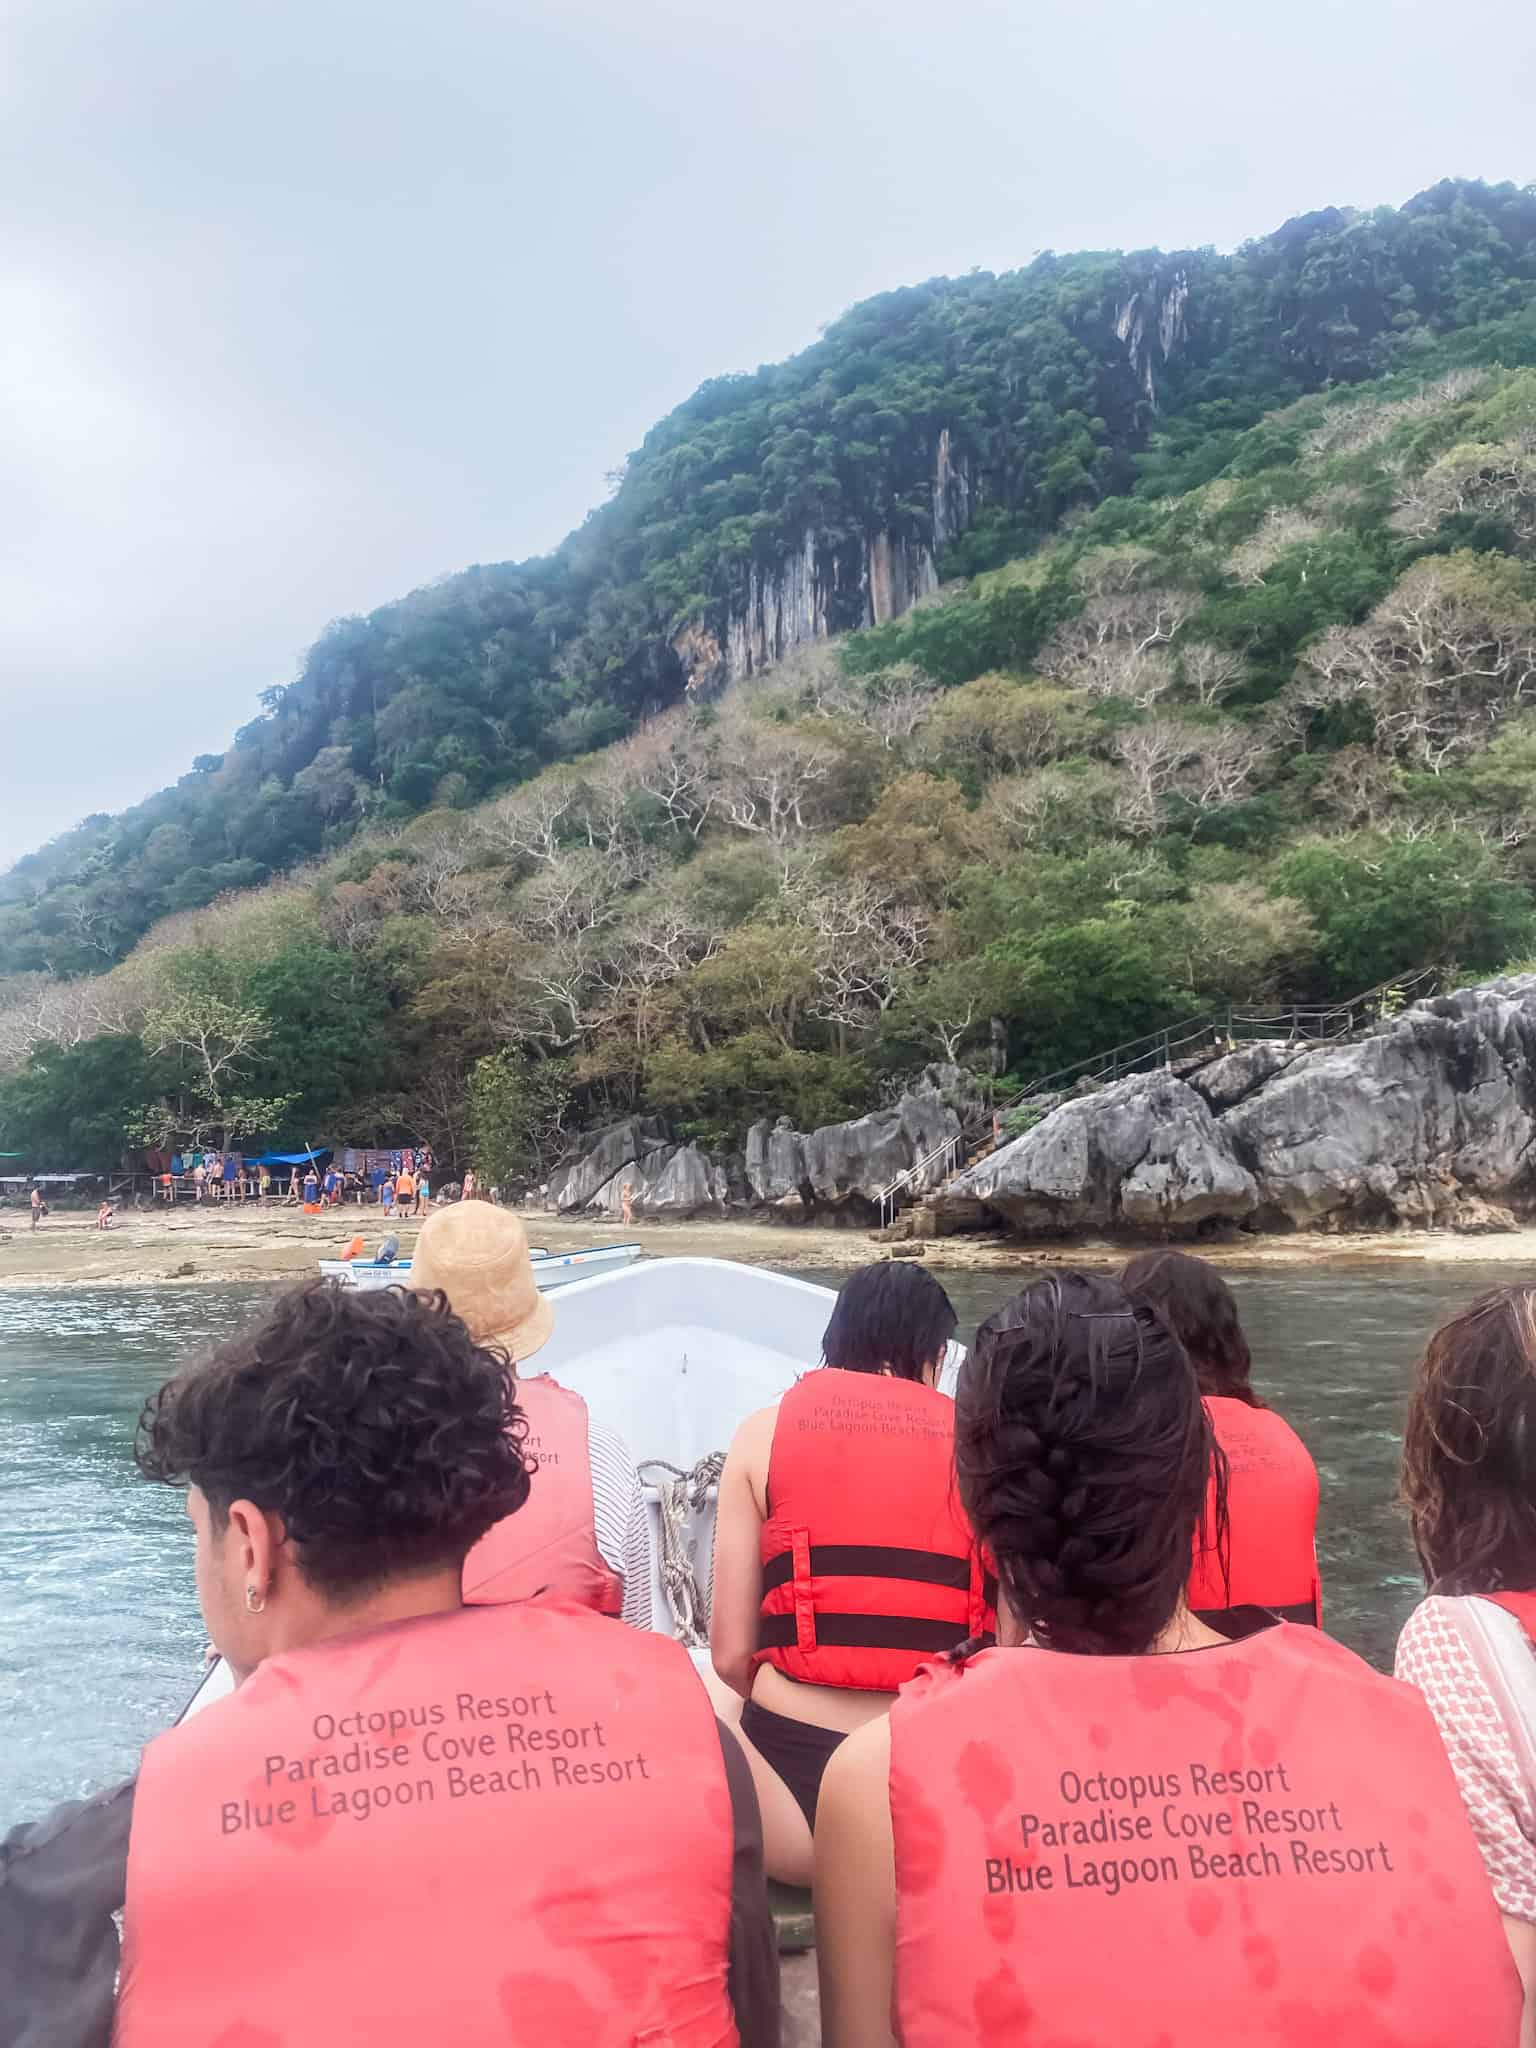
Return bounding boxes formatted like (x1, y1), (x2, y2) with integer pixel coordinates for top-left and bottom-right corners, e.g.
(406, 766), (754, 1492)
(715, 711), (843, 844)
(1038, 593), (1189, 706)
(1113, 721), (1266, 833)
(482, 768), (582, 867)
(1180, 642), (1249, 707)
(787, 877), (932, 1040)
(1295, 558), (1536, 774)
(1225, 509), (1322, 588)
(1391, 433), (1536, 548)
(616, 710), (716, 837)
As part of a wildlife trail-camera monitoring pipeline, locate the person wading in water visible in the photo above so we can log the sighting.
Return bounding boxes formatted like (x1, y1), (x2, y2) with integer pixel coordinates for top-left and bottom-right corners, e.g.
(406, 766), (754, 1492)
(0, 1282), (778, 2048)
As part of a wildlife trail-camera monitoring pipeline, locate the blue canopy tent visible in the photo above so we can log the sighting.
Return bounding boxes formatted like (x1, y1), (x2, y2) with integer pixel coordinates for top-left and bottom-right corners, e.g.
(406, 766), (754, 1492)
(253, 1150), (332, 1167)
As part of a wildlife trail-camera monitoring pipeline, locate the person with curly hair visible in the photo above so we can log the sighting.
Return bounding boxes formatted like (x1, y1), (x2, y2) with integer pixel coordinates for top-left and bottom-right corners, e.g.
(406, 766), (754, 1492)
(1122, 1249), (1321, 1627)
(706, 1262), (991, 1889)
(814, 1270), (1519, 2048)
(1396, 1284), (1536, 2035)
(0, 1282), (778, 2048)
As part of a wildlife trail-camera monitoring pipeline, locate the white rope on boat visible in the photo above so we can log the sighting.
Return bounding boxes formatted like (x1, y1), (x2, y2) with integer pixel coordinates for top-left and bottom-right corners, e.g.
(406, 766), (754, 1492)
(639, 1452), (726, 1648)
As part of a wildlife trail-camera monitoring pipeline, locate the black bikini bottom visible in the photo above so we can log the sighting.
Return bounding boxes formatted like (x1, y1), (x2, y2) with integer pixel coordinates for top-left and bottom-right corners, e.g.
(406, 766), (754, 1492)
(739, 1699), (849, 1830)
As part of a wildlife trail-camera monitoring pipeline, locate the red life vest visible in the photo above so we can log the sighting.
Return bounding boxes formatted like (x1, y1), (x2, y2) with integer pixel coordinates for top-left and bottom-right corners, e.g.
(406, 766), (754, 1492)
(1480, 1590), (1536, 1638)
(464, 1374), (624, 1616)
(755, 1368), (991, 1692)
(1190, 1395), (1321, 1626)
(117, 1602), (736, 2048)
(889, 1625), (1520, 2046)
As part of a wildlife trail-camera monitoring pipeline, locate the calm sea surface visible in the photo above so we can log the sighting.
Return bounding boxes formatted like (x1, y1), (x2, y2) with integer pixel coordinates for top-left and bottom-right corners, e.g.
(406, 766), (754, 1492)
(0, 1262), (1522, 1823)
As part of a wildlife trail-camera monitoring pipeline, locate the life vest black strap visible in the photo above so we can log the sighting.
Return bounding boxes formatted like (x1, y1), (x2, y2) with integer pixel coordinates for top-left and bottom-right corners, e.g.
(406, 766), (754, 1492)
(1195, 1599), (1319, 1633)
(760, 1543), (974, 1596)
(757, 1613), (972, 1653)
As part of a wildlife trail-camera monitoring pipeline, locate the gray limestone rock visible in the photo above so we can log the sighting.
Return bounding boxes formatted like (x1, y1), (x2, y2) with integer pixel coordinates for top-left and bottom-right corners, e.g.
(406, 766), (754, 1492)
(939, 1072), (1250, 1234)
(589, 1143), (728, 1219)
(548, 1116), (668, 1214)
(745, 1115), (810, 1206)
(1189, 1040), (1301, 1112)
(932, 976), (1536, 1239)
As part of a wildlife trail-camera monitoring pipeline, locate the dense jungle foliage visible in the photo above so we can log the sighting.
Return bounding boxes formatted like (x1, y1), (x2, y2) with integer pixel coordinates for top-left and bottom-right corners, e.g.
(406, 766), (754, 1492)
(9, 177), (1536, 1179)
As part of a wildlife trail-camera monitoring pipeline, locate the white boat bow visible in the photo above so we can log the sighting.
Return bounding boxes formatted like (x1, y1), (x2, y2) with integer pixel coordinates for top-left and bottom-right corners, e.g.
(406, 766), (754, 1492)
(179, 1256), (962, 1722)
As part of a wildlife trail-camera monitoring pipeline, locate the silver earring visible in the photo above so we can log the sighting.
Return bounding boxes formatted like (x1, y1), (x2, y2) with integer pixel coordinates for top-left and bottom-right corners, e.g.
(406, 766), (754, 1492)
(245, 1585), (266, 1614)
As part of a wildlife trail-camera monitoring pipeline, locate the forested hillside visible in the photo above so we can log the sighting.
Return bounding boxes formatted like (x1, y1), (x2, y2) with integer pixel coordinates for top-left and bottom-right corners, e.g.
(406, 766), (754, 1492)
(8, 177), (1536, 1179)
(8, 178), (1536, 978)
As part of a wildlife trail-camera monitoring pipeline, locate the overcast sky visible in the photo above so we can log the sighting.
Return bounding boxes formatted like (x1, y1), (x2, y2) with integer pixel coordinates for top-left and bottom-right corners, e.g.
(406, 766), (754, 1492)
(2, 0), (1532, 867)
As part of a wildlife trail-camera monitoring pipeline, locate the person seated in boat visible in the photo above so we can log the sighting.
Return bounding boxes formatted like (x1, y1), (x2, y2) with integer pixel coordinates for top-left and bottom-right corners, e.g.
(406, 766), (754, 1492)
(409, 1203), (652, 1628)
(813, 1269), (1521, 2048)
(707, 1262), (990, 1888)
(0, 1282), (778, 2048)
(1397, 1283), (1536, 2030)
(1122, 1249), (1321, 1627)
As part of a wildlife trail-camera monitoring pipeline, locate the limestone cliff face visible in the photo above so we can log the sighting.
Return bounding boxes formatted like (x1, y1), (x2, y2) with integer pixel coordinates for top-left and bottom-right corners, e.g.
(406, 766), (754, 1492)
(669, 268), (1198, 695)
(1114, 268), (1191, 407)
(672, 432), (972, 694)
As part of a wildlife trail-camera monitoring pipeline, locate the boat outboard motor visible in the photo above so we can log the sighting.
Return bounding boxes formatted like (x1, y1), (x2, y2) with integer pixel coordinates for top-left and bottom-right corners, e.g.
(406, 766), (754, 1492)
(376, 1233), (401, 1266)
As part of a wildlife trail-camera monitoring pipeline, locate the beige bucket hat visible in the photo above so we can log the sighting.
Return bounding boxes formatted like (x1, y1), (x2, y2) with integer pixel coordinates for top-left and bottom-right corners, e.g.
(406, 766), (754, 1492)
(410, 1202), (553, 1363)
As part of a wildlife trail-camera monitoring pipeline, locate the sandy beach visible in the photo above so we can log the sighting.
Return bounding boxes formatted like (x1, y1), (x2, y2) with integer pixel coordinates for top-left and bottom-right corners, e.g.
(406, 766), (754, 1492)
(5, 1198), (1536, 1289)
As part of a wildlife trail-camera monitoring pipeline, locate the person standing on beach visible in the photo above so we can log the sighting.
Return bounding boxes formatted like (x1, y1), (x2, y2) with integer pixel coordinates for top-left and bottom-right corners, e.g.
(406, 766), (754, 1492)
(620, 1180), (636, 1227)
(461, 1168), (477, 1202)
(29, 1187), (44, 1230)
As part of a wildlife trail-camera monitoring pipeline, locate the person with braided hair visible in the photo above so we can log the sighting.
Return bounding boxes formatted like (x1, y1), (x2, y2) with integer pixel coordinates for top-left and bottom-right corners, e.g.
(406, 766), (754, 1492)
(815, 1269), (1520, 2048)
(1123, 1250), (1322, 1629)
(707, 1262), (991, 1887)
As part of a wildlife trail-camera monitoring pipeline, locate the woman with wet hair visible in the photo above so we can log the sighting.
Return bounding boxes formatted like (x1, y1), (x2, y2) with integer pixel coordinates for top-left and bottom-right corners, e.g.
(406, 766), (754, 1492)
(1122, 1249), (1321, 1627)
(708, 1261), (991, 1887)
(1397, 1284), (1536, 2032)
(815, 1269), (1518, 2047)
(0, 1282), (777, 2048)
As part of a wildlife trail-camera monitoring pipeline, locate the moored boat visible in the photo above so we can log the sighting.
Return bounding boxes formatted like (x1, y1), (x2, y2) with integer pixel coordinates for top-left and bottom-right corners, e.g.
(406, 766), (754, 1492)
(316, 1241), (639, 1291)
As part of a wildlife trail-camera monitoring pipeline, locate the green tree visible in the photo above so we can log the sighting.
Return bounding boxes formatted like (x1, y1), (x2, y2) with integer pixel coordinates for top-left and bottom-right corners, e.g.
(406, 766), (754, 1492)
(1269, 833), (1536, 995)
(466, 1052), (573, 1189)
(985, 919), (1198, 1076)
(0, 1035), (154, 1169)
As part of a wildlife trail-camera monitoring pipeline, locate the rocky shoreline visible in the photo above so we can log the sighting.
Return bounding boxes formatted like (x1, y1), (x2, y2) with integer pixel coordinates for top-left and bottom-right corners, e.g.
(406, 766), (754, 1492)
(932, 974), (1536, 1240)
(546, 975), (1536, 1246)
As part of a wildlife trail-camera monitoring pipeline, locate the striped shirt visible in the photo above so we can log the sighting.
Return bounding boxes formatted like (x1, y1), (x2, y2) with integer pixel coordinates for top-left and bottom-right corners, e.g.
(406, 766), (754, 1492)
(588, 1420), (654, 1630)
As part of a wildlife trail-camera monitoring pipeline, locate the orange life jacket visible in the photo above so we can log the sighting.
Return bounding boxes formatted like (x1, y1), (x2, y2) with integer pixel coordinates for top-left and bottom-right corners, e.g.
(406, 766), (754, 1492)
(117, 1602), (737, 2048)
(889, 1624), (1519, 2046)
(462, 1375), (625, 1616)
(755, 1368), (991, 1692)
(1190, 1395), (1321, 1626)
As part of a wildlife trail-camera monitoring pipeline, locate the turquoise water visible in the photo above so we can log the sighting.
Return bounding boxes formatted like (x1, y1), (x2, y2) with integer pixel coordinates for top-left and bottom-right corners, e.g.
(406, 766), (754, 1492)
(0, 1262), (1514, 1824)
